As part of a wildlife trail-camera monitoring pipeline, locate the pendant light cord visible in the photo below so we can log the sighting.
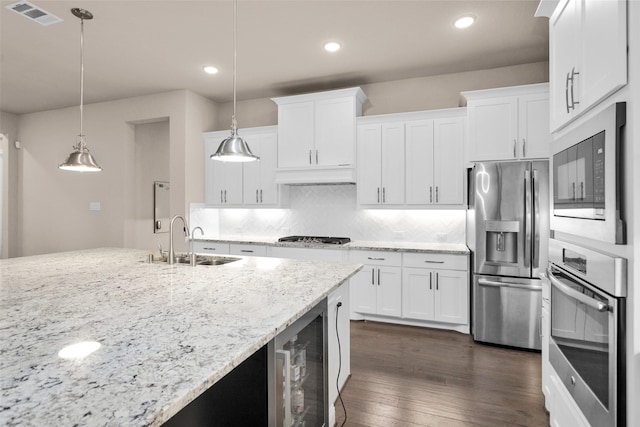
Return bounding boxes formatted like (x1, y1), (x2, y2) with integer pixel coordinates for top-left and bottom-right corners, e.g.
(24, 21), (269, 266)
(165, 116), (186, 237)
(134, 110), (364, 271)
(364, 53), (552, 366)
(231, 0), (237, 134)
(79, 16), (86, 143)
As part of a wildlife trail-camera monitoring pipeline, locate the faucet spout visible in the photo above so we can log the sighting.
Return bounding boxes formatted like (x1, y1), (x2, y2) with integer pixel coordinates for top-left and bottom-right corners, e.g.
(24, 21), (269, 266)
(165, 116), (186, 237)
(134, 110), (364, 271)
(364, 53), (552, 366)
(168, 215), (190, 265)
(190, 226), (205, 266)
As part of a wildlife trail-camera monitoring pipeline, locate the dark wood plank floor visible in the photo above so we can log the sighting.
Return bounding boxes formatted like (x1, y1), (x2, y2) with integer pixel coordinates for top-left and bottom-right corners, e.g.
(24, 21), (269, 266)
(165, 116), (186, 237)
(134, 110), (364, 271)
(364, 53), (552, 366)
(334, 321), (549, 427)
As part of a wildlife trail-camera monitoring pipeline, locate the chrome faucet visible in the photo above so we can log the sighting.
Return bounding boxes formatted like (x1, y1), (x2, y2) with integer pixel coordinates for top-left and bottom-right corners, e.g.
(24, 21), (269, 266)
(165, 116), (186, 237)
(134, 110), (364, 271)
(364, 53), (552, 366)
(190, 226), (205, 266)
(168, 215), (190, 265)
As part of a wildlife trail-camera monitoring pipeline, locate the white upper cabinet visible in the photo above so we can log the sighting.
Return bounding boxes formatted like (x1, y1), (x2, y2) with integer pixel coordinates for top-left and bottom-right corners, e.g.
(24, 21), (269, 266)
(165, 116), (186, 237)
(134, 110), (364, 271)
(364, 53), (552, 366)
(204, 126), (284, 207)
(357, 122), (405, 206)
(272, 87), (367, 184)
(204, 134), (243, 206)
(463, 83), (551, 162)
(241, 129), (279, 206)
(358, 108), (466, 208)
(549, 0), (627, 131)
(406, 115), (465, 206)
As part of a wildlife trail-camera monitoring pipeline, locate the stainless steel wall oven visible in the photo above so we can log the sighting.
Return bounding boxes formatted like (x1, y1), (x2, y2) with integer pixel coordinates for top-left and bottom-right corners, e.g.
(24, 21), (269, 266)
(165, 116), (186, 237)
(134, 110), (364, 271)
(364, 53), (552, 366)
(547, 239), (626, 427)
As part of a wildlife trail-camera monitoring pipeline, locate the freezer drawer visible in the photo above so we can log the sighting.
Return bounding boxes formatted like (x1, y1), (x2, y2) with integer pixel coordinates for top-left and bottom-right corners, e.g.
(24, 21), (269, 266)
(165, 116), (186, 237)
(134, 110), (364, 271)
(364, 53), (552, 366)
(472, 275), (542, 350)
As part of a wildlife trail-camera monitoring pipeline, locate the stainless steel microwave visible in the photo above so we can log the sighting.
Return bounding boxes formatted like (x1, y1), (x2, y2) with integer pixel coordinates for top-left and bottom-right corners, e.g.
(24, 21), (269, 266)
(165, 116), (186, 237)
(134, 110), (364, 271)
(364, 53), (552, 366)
(550, 102), (626, 244)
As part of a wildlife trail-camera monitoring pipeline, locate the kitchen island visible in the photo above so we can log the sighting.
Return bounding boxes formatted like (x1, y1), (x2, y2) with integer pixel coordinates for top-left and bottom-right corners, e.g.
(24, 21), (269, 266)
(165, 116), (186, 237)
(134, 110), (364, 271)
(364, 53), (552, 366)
(0, 248), (361, 426)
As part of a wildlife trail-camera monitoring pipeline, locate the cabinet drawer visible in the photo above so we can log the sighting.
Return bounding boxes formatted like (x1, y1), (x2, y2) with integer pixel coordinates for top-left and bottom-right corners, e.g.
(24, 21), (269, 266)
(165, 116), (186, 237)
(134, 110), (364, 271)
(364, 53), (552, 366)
(192, 241), (230, 255)
(229, 244), (267, 257)
(349, 250), (401, 266)
(403, 252), (467, 271)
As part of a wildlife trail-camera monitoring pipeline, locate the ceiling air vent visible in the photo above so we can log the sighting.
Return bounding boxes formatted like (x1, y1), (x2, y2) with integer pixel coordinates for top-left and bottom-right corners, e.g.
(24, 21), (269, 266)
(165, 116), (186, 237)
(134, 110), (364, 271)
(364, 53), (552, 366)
(5, 1), (62, 26)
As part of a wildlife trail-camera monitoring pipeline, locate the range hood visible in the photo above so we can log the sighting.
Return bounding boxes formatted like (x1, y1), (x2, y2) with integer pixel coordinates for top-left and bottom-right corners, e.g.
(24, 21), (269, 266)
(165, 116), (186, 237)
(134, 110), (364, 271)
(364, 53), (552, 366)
(275, 165), (356, 185)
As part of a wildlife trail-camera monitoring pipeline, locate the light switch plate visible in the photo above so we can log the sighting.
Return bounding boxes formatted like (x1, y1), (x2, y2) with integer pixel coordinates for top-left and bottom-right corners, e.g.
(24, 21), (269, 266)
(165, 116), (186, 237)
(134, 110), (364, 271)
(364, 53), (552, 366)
(89, 202), (101, 211)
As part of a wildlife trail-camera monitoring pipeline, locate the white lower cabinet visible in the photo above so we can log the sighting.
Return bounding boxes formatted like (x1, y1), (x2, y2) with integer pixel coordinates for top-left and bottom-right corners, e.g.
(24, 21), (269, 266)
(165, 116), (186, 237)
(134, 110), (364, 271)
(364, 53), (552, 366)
(229, 243), (268, 257)
(349, 251), (402, 317)
(191, 241), (230, 255)
(402, 252), (468, 326)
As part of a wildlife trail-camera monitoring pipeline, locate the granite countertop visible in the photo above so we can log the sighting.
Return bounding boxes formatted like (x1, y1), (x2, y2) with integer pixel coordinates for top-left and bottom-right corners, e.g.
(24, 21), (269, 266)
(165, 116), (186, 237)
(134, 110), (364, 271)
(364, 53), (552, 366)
(0, 248), (361, 427)
(196, 236), (470, 254)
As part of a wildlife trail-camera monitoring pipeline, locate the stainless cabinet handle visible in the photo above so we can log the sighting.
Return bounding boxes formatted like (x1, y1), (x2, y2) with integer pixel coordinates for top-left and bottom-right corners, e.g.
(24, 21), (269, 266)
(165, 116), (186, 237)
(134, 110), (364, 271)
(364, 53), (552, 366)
(513, 139), (517, 158)
(378, 268), (381, 286)
(382, 187), (386, 203)
(367, 257), (386, 261)
(316, 150), (319, 164)
(580, 182), (584, 200)
(569, 67), (580, 110)
(371, 268), (375, 285)
(565, 71), (571, 114)
(522, 138), (526, 158)
(572, 182), (576, 201)
(203, 247), (217, 251)
(435, 186), (439, 203)
(424, 260), (444, 264)
(429, 186), (433, 203)
(436, 272), (439, 290)
(377, 187), (380, 203)
(240, 249), (254, 253)
(224, 190), (227, 203)
(429, 271), (432, 290)
(309, 149), (312, 165)
(220, 189), (223, 203)
(260, 189), (263, 203)
(256, 189), (259, 203)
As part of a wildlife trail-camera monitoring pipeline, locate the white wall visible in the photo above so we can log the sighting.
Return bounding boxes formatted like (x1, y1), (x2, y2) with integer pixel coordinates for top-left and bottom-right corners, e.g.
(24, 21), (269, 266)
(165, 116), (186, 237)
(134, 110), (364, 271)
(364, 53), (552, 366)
(215, 62), (549, 130)
(15, 90), (216, 256)
(0, 112), (20, 258)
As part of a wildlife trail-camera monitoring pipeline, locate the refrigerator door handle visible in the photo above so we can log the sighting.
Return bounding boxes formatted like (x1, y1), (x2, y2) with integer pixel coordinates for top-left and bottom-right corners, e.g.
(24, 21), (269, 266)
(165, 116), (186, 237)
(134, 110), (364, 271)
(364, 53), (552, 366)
(524, 169), (532, 269)
(533, 169), (540, 269)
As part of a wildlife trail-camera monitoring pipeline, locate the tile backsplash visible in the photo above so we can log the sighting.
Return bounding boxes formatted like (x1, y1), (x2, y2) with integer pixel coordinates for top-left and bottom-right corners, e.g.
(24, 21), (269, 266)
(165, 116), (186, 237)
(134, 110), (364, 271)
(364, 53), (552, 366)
(190, 185), (466, 243)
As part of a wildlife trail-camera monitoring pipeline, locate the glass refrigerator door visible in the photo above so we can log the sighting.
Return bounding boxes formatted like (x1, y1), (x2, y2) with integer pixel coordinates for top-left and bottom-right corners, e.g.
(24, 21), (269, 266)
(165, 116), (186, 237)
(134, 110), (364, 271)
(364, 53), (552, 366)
(273, 302), (327, 427)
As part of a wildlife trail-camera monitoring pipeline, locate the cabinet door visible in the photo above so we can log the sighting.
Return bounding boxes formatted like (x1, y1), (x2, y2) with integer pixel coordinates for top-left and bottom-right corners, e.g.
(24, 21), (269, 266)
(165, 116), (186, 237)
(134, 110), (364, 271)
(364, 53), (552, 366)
(433, 117), (464, 204)
(242, 137), (262, 206)
(402, 267), (434, 321)
(405, 120), (434, 205)
(518, 93), (551, 159)
(258, 133), (279, 205)
(581, 0), (626, 113)
(377, 266), (402, 317)
(467, 97), (518, 161)
(357, 124), (383, 205)
(315, 96), (355, 166)
(549, 0), (582, 130)
(277, 101), (314, 168)
(206, 137), (243, 205)
(350, 267), (377, 315)
(433, 269), (468, 324)
(380, 122), (405, 204)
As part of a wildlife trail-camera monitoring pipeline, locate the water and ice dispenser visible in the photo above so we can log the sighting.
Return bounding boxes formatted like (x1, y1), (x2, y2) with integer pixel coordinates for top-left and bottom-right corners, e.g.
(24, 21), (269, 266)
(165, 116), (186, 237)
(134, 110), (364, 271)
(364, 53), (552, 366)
(484, 220), (519, 264)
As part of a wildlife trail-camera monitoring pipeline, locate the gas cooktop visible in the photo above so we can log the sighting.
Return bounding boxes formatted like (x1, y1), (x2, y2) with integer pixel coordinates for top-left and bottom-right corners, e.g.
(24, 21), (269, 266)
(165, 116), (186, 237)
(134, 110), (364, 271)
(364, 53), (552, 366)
(277, 236), (351, 245)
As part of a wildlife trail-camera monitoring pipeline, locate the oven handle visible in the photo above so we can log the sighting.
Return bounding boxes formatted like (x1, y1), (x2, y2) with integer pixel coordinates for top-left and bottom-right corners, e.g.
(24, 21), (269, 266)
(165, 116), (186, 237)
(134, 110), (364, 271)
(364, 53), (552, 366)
(478, 278), (541, 291)
(547, 268), (609, 312)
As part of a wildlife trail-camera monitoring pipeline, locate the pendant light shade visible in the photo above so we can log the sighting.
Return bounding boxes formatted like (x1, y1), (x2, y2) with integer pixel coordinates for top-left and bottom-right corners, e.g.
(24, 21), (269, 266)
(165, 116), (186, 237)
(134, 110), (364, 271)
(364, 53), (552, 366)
(59, 8), (102, 172)
(210, 0), (259, 163)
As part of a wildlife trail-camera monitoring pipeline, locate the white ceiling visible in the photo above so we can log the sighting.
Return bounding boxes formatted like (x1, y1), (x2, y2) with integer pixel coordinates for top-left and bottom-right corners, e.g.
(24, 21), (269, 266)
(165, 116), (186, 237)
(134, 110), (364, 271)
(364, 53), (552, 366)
(0, 0), (549, 115)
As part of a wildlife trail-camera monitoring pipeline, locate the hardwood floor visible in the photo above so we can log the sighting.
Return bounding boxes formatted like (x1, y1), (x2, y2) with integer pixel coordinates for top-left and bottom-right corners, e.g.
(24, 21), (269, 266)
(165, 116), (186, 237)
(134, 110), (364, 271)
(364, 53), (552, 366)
(334, 321), (549, 427)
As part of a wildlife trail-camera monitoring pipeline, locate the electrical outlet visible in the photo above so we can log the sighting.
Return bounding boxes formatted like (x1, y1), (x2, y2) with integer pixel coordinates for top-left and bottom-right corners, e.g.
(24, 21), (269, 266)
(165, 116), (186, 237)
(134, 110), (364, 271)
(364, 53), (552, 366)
(89, 202), (101, 211)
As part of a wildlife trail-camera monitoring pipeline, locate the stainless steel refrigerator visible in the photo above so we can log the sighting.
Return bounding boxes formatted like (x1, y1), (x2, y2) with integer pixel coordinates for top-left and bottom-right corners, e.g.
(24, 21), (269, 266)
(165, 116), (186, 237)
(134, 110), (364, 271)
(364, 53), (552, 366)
(467, 160), (549, 350)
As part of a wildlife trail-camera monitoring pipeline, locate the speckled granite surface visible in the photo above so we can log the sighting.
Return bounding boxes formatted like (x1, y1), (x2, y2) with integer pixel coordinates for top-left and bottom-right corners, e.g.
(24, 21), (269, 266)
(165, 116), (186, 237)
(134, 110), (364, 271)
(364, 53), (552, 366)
(196, 236), (470, 254)
(0, 248), (361, 427)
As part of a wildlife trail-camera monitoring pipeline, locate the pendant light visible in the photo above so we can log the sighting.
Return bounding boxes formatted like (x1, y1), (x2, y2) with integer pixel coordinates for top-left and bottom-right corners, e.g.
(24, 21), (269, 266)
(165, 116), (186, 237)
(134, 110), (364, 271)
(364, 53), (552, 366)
(210, 0), (259, 163)
(59, 8), (102, 172)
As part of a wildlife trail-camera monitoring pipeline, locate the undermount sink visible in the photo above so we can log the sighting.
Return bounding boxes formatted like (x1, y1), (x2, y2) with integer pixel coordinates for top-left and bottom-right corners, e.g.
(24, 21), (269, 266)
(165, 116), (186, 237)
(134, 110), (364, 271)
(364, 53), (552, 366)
(149, 254), (241, 266)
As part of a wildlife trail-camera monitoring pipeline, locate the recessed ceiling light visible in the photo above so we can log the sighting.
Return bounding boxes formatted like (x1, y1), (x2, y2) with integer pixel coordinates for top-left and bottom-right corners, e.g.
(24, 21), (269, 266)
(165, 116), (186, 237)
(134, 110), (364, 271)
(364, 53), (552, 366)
(203, 65), (219, 75)
(324, 42), (342, 53)
(58, 341), (101, 359)
(454, 15), (476, 29)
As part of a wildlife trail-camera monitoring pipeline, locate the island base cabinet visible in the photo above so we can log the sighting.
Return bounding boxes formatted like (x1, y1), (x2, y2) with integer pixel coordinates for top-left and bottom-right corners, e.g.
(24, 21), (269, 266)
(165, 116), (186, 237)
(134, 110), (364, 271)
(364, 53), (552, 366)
(163, 345), (269, 427)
